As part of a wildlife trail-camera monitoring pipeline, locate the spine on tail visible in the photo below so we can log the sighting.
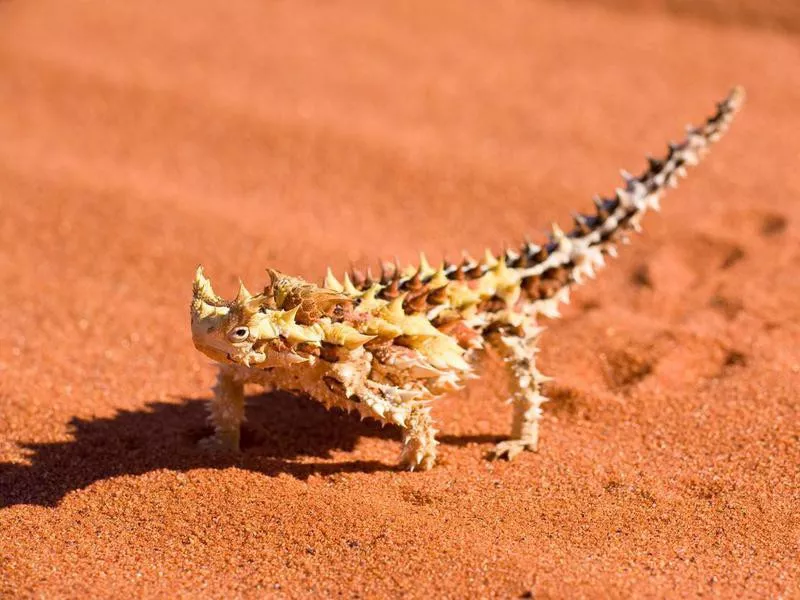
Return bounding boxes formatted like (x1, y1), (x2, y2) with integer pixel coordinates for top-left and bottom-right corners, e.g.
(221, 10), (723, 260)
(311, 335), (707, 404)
(513, 86), (745, 317)
(331, 88), (745, 323)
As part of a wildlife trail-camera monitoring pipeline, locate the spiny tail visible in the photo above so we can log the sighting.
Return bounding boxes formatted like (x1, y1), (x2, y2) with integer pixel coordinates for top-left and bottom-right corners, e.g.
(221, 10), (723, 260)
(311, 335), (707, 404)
(331, 88), (744, 320)
(511, 86), (745, 317)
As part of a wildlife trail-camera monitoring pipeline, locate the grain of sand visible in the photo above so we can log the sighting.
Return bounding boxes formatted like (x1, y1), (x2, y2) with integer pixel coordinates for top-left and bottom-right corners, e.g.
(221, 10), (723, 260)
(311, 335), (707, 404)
(1, 1), (798, 598)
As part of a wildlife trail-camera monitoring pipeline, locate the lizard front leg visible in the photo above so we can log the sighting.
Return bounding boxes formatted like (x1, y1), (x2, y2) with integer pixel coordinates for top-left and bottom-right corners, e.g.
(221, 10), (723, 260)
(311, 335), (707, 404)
(487, 319), (548, 461)
(321, 354), (439, 471)
(200, 367), (245, 452)
(357, 382), (438, 472)
(330, 386), (438, 472)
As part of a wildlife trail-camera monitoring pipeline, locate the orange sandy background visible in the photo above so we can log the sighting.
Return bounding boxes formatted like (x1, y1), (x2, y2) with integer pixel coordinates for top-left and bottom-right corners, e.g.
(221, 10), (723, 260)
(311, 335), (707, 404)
(1, 2), (798, 598)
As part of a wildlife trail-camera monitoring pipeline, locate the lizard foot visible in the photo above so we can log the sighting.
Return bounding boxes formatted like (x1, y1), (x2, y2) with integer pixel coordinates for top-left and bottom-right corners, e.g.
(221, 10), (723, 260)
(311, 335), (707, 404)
(490, 438), (538, 461)
(197, 432), (240, 454)
(398, 441), (437, 472)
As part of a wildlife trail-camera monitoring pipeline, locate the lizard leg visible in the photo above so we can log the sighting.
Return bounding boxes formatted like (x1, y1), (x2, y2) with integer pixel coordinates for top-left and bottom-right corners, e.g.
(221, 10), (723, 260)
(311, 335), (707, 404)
(324, 359), (438, 471)
(199, 367), (245, 452)
(487, 320), (548, 461)
(350, 381), (437, 472)
(398, 406), (438, 472)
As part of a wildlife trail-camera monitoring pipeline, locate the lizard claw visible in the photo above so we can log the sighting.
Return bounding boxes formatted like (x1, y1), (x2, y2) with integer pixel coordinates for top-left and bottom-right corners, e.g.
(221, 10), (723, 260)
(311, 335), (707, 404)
(197, 432), (240, 454)
(490, 439), (538, 461)
(398, 442), (437, 472)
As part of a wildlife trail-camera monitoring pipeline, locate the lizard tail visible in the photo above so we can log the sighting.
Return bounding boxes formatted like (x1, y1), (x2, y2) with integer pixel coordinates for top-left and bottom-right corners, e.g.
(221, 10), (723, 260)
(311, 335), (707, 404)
(511, 86), (745, 318)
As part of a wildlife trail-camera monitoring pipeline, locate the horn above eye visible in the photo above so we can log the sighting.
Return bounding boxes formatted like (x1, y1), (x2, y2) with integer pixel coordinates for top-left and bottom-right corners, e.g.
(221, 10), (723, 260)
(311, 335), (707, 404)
(193, 266), (225, 306)
(235, 280), (252, 302)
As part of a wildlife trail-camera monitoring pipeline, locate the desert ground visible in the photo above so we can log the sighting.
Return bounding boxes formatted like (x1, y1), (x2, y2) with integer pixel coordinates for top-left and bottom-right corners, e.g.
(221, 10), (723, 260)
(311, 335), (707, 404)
(1, 1), (798, 598)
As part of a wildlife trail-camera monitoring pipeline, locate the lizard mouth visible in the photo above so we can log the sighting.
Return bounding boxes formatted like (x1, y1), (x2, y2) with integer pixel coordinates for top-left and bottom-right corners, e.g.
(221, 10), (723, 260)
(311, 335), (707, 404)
(192, 341), (232, 364)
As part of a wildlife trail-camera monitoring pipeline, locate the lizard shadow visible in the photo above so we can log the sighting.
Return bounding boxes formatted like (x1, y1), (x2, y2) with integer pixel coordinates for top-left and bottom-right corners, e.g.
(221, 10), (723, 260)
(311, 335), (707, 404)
(0, 391), (506, 508)
(0, 391), (406, 508)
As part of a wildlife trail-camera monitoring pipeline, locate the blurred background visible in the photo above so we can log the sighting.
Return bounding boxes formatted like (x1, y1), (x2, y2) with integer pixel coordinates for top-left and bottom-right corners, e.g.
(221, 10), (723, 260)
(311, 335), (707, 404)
(1, 2), (798, 597)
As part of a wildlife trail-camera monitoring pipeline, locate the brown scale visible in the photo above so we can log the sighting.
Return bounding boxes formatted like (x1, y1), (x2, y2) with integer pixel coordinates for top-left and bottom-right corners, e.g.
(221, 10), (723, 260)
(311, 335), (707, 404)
(436, 319), (482, 349)
(532, 245), (549, 263)
(265, 275), (354, 325)
(643, 155), (666, 184)
(427, 285), (448, 305)
(353, 259), (455, 315)
(548, 265), (571, 284)
(319, 343), (346, 363)
(521, 264), (571, 301)
(510, 250), (528, 270)
(521, 275), (543, 300)
(255, 295), (278, 311)
(593, 197), (614, 222)
(296, 342), (322, 357)
(410, 269), (426, 290)
(403, 289), (430, 314)
(542, 280), (562, 299)
(541, 266), (569, 298)
(572, 214), (592, 236)
(466, 263), (484, 279)
(516, 185), (641, 302)
(363, 337), (395, 353)
(498, 175), (634, 302)
(378, 277), (401, 300)
(451, 263), (466, 281)
(296, 292), (353, 325)
(476, 296), (507, 313)
(430, 308), (461, 326)
(350, 269), (366, 288)
(482, 319), (523, 338)
(402, 264), (473, 314)
(268, 337), (294, 354)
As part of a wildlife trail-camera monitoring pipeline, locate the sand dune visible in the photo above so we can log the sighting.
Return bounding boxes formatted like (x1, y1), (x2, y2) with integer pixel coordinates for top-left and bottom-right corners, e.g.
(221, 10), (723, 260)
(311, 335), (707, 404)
(1, 1), (798, 597)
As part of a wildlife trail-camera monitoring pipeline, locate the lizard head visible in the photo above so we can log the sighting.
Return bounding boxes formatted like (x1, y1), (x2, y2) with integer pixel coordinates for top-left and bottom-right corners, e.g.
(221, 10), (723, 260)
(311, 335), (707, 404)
(190, 266), (367, 368)
(190, 266), (263, 366)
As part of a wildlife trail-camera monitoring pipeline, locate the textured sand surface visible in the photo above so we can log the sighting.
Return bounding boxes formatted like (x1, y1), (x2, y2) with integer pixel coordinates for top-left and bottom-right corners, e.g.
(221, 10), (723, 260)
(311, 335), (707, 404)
(1, 1), (799, 598)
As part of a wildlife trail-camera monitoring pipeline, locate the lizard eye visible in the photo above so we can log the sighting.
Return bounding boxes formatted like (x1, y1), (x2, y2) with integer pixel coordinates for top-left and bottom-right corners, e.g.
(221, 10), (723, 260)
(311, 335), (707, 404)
(228, 327), (250, 342)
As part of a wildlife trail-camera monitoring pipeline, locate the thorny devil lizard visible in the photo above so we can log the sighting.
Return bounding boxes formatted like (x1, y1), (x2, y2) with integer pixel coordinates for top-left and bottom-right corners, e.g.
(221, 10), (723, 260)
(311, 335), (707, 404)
(190, 87), (744, 471)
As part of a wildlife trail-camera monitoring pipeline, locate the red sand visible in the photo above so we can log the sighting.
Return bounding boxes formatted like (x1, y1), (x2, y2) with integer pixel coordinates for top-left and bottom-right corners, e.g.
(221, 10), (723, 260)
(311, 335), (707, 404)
(1, 1), (798, 597)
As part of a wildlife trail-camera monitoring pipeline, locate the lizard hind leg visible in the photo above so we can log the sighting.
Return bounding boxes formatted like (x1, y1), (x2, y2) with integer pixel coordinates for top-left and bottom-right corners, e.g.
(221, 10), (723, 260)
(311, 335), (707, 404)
(398, 405), (438, 472)
(487, 320), (549, 461)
